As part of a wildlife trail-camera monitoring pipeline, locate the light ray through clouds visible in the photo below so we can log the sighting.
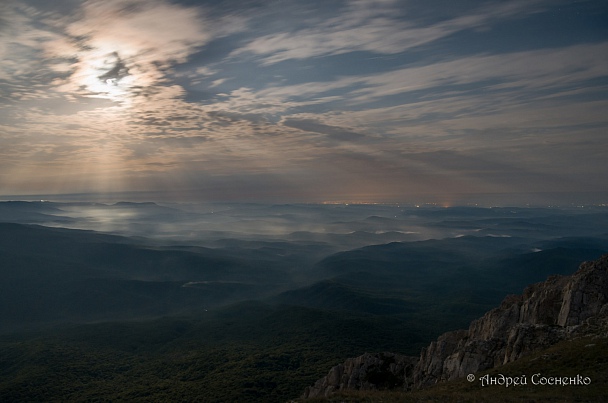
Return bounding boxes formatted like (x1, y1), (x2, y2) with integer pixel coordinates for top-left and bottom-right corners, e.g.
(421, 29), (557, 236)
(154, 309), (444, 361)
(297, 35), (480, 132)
(0, 0), (607, 204)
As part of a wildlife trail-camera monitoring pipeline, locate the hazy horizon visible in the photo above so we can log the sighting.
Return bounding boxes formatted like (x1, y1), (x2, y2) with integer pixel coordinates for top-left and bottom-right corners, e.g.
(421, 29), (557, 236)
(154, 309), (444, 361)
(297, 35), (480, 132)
(1, 190), (608, 208)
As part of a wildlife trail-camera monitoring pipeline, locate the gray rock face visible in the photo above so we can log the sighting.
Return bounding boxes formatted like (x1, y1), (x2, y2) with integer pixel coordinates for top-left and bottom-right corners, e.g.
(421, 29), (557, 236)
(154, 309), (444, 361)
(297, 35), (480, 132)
(558, 257), (608, 326)
(301, 352), (418, 399)
(414, 254), (608, 388)
(302, 254), (608, 398)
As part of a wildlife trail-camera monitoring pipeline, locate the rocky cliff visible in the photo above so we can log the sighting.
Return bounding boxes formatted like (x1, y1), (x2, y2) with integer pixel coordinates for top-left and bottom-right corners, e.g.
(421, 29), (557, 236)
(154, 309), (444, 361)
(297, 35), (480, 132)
(302, 352), (418, 398)
(302, 254), (608, 399)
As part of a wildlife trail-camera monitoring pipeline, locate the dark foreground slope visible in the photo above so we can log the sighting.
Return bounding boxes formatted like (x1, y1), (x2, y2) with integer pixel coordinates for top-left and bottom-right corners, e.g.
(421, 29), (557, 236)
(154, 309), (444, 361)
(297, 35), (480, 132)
(301, 254), (608, 401)
(0, 304), (423, 403)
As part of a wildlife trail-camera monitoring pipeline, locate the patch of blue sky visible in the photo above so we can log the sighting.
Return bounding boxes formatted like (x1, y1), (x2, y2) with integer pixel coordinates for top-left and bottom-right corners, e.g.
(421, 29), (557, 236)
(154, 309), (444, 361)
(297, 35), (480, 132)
(415, 15), (607, 61)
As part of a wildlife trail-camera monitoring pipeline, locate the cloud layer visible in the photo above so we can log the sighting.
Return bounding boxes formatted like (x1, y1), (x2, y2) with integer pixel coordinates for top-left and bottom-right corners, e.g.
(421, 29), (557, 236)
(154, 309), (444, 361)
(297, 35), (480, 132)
(0, 0), (607, 204)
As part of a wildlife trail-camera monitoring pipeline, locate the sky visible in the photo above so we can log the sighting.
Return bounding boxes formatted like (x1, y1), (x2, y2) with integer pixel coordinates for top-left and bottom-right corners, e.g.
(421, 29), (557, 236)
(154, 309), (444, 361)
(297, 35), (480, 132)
(0, 0), (607, 205)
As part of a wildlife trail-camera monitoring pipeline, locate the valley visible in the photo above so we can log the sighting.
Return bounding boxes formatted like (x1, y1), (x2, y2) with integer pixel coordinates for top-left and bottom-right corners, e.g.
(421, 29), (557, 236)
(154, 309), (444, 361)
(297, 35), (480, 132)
(0, 201), (607, 401)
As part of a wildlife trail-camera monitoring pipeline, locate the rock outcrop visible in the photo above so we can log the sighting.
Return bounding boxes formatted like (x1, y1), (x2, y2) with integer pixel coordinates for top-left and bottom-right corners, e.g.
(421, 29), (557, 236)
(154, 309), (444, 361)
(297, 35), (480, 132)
(302, 254), (608, 398)
(302, 352), (418, 399)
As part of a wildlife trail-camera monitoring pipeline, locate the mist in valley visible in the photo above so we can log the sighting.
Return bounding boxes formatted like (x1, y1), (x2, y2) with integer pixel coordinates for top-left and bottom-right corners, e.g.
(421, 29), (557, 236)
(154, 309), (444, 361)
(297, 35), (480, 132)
(2, 200), (608, 329)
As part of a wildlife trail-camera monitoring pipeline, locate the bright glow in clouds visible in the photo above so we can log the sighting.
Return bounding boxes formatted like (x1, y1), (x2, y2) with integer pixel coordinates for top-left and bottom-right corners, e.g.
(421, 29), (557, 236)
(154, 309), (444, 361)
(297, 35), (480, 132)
(48, 0), (210, 103)
(73, 51), (135, 102)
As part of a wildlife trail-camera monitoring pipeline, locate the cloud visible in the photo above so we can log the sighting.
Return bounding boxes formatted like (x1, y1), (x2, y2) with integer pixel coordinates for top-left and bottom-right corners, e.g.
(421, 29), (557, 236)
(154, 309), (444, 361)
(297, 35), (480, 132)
(0, 0), (220, 116)
(1, 0), (606, 201)
(246, 41), (608, 142)
(231, 0), (549, 65)
(0, 2), (65, 99)
(41, 0), (211, 103)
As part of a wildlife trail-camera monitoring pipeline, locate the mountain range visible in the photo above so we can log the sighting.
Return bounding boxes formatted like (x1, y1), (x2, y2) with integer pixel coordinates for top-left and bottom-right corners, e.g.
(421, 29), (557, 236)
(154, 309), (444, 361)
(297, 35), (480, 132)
(1, 201), (607, 401)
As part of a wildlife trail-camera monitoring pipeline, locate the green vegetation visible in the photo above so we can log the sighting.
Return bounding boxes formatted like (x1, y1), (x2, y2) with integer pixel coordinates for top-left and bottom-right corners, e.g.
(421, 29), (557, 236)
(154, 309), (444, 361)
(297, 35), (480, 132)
(0, 303), (428, 402)
(6, 304), (606, 402)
